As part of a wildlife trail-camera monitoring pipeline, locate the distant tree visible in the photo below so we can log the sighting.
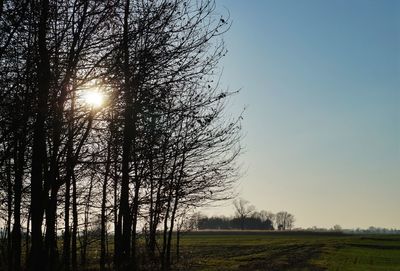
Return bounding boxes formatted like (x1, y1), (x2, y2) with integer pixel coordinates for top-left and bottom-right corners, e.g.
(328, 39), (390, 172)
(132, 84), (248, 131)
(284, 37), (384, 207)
(275, 211), (295, 230)
(197, 214), (273, 230)
(185, 212), (204, 231)
(198, 216), (231, 230)
(233, 198), (255, 230)
(257, 210), (276, 226)
(252, 211), (275, 230)
(332, 225), (342, 232)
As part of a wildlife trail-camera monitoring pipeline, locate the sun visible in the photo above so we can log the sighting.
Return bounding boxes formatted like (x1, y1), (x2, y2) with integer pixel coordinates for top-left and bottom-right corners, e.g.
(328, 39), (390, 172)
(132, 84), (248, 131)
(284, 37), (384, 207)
(83, 89), (104, 108)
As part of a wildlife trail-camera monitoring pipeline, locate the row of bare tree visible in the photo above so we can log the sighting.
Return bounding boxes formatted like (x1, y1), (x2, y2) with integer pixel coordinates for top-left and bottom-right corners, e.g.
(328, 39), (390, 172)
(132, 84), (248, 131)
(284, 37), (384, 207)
(0, 0), (241, 270)
(233, 199), (295, 230)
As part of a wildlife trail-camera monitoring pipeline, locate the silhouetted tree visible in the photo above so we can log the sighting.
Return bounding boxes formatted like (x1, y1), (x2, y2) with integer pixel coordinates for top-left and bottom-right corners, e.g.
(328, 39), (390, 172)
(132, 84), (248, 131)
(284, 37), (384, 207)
(0, 1), (240, 271)
(233, 198), (255, 230)
(275, 211), (295, 230)
(197, 215), (274, 230)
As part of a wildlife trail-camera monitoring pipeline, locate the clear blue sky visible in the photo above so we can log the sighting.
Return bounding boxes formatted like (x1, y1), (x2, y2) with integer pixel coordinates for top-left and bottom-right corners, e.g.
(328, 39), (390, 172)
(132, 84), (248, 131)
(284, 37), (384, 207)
(206, 0), (400, 229)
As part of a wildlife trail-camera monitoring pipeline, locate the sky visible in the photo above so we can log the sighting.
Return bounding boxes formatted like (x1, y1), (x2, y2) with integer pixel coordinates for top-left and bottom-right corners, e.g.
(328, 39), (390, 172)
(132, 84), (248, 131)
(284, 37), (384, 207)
(203, 0), (400, 229)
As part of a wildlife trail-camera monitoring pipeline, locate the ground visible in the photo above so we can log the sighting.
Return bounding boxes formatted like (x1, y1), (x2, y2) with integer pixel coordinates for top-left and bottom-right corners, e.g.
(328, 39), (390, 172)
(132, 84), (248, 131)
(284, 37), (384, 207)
(174, 231), (400, 271)
(2, 231), (399, 270)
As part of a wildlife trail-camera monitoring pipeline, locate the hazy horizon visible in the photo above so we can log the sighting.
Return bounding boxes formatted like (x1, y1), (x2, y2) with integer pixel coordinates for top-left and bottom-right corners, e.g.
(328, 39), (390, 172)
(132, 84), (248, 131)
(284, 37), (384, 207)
(204, 0), (400, 229)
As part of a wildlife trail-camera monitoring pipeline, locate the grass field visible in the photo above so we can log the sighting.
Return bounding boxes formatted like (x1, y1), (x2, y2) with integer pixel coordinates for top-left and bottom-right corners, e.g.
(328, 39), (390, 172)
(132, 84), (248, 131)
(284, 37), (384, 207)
(2, 231), (399, 270)
(174, 231), (400, 271)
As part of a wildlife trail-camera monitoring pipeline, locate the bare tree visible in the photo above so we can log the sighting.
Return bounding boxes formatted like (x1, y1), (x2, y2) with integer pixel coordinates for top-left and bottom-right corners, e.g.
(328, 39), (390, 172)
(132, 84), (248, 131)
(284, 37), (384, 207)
(0, 1), (240, 271)
(332, 225), (342, 232)
(275, 211), (295, 230)
(234, 198), (255, 230)
(258, 210), (276, 226)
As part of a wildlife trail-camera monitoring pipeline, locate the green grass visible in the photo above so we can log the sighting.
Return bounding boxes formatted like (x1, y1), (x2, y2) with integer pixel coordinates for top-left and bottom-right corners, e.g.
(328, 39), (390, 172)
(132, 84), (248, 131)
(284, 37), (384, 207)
(174, 231), (400, 271)
(2, 232), (399, 270)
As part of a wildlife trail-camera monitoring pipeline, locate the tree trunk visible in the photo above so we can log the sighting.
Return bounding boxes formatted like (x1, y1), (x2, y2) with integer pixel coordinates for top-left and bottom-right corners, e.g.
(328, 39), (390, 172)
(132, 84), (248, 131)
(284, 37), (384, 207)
(44, 188), (59, 269)
(116, 1), (134, 269)
(161, 189), (173, 271)
(44, 113), (63, 270)
(13, 82), (29, 271)
(130, 179), (141, 269)
(81, 170), (94, 268)
(161, 146), (181, 271)
(63, 87), (76, 271)
(71, 173), (78, 271)
(166, 202), (177, 270)
(166, 189), (181, 270)
(100, 141), (112, 271)
(149, 141), (168, 259)
(6, 160), (12, 271)
(64, 171), (71, 271)
(113, 150), (119, 267)
(25, 208), (31, 268)
(30, 0), (50, 269)
(176, 229), (180, 263)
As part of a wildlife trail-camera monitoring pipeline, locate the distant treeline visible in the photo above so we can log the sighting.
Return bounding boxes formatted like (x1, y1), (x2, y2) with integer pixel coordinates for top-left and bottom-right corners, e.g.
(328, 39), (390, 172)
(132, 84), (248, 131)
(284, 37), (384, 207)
(198, 215), (274, 230)
(194, 199), (296, 231)
(305, 226), (400, 234)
